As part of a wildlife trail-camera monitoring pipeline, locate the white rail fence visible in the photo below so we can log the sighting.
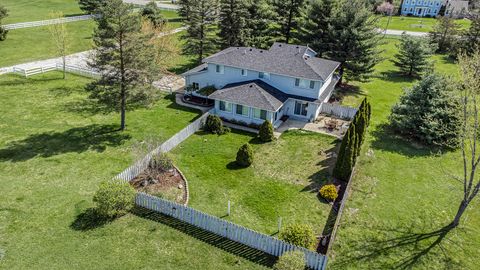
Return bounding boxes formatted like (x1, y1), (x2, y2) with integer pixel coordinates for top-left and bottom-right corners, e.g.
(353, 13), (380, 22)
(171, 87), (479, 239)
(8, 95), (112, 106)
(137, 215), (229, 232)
(320, 103), (358, 120)
(11, 64), (99, 78)
(136, 192), (328, 270)
(114, 111), (211, 182)
(3, 15), (97, 30)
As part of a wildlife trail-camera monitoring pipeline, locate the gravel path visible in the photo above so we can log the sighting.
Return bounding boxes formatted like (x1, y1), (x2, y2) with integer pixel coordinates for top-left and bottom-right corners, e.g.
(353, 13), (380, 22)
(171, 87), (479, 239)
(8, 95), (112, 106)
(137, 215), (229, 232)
(380, 29), (429, 37)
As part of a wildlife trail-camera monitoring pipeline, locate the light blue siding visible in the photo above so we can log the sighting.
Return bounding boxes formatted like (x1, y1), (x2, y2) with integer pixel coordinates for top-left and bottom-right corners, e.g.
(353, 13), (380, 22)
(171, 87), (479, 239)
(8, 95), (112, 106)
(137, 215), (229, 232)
(401, 0), (443, 17)
(213, 100), (275, 125)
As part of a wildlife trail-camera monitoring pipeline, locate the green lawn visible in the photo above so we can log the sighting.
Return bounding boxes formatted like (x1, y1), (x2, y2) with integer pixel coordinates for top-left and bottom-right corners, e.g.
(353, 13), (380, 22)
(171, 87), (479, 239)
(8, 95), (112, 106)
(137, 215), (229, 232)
(170, 130), (339, 235)
(2, 0), (84, 24)
(0, 20), (95, 67)
(329, 38), (480, 269)
(376, 15), (471, 32)
(0, 72), (279, 269)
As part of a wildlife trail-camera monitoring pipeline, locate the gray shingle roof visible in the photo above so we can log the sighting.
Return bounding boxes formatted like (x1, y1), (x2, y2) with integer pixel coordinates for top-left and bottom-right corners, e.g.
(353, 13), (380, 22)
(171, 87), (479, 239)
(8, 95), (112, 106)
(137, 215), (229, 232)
(182, 63), (208, 76)
(208, 80), (319, 112)
(203, 42), (340, 81)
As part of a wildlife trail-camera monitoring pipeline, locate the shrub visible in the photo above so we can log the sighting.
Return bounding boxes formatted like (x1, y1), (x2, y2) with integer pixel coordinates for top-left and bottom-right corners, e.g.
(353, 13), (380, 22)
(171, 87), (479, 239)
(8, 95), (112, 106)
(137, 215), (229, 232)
(236, 143), (254, 167)
(205, 115), (229, 134)
(279, 224), (316, 250)
(93, 181), (136, 218)
(150, 152), (174, 172)
(259, 120), (275, 142)
(274, 250), (305, 270)
(319, 184), (338, 201)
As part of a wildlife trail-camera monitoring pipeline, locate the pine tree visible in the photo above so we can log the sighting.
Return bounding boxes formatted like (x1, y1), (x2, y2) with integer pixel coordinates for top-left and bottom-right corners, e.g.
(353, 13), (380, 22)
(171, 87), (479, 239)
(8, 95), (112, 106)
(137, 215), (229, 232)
(326, 0), (382, 82)
(86, 0), (160, 131)
(366, 101), (372, 127)
(141, 1), (165, 28)
(0, 5), (9, 41)
(78, 0), (107, 14)
(244, 0), (274, 48)
(333, 122), (357, 181)
(462, 15), (480, 56)
(272, 0), (305, 44)
(298, 0), (334, 57)
(178, 0), (193, 21)
(393, 33), (432, 77)
(429, 16), (460, 53)
(354, 100), (368, 157)
(219, 0), (249, 48)
(182, 0), (218, 62)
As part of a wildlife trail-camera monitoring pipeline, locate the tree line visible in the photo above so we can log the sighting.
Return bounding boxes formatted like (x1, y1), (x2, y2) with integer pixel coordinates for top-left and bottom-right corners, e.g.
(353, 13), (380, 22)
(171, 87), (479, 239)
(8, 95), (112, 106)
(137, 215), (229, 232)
(180, 0), (383, 83)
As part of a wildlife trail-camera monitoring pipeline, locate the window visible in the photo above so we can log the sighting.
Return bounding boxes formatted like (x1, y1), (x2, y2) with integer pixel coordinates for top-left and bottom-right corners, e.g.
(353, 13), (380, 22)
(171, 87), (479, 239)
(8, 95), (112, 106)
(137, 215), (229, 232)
(294, 101), (308, 116)
(219, 101), (232, 112)
(241, 69), (247, 76)
(235, 104), (249, 116)
(404, 7), (407, 11)
(192, 82), (199, 90)
(215, 64), (224, 74)
(252, 108), (268, 120)
(295, 78), (315, 89)
(259, 72), (270, 80)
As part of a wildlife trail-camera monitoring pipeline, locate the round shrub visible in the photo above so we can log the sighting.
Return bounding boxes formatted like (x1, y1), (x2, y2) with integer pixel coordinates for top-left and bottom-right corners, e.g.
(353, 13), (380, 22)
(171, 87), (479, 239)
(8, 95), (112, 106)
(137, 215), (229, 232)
(319, 184), (338, 201)
(274, 250), (305, 270)
(259, 120), (275, 142)
(236, 143), (254, 167)
(205, 115), (228, 134)
(279, 224), (316, 250)
(93, 181), (136, 218)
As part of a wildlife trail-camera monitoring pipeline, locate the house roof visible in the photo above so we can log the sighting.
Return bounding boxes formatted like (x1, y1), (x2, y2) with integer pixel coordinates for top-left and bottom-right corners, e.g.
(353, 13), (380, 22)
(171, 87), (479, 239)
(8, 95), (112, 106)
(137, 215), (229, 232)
(202, 43), (340, 81)
(182, 63), (208, 76)
(208, 80), (319, 112)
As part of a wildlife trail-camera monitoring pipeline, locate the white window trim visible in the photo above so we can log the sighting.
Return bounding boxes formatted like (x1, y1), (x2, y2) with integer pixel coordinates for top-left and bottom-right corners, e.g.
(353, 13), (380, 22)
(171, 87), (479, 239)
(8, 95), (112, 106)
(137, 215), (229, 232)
(252, 108), (268, 120)
(219, 100), (232, 113)
(235, 104), (249, 117)
(294, 101), (308, 117)
(241, 69), (248, 76)
(259, 72), (270, 80)
(216, 64), (225, 74)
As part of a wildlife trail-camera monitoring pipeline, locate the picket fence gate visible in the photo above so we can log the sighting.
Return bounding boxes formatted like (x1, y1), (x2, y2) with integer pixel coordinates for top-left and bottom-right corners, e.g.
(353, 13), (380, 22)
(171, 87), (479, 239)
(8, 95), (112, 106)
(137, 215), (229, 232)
(320, 103), (358, 120)
(136, 192), (328, 270)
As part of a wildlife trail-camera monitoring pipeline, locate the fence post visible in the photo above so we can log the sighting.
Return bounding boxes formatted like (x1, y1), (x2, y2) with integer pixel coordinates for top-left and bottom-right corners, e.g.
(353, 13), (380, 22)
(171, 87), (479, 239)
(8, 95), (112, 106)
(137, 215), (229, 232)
(278, 217), (282, 233)
(227, 200), (231, 216)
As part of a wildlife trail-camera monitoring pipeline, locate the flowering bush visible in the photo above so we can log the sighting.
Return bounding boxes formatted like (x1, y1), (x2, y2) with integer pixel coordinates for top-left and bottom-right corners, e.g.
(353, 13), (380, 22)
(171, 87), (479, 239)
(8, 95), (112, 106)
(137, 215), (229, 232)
(319, 184), (338, 201)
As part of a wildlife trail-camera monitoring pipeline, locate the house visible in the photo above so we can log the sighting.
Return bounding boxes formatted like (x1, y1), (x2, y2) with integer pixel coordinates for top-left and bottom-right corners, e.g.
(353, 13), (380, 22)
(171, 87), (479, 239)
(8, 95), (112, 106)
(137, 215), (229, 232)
(400, 0), (469, 17)
(400, 0), (443, 17)
(182, 43), (341, 127)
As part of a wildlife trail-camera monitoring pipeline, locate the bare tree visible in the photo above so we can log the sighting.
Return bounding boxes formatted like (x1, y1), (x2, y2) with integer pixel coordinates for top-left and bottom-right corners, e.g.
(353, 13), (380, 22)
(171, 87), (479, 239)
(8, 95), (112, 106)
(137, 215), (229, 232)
(48, 12), (70, 79)
(451, 48), (480, 228)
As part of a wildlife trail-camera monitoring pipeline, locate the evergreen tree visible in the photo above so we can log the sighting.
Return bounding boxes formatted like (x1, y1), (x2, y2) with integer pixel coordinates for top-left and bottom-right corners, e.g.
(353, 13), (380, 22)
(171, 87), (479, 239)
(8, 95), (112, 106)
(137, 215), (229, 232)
(390, 73), (462, 148)
(259, 120), (275, 142)
(182, 0), (218, 62)
(462, 15), (480, 56)
(178, 0), (193, 21)
(244, 0), (274, 48)
(78, 0), (107, 14)
(298, 0), (334, 57)
(333, 123), (357, 181)
(354, 99), (368, 157)
(141, 1), (165, 28)
(429, 16), (460, 53)
(86, 0), (160, 131)
(219, 0), (249, 48)
(0, 5), (9, 41)
(327, 0), (382, 82)
(393, 33), (432, 77)
(272, 0), (305, 44)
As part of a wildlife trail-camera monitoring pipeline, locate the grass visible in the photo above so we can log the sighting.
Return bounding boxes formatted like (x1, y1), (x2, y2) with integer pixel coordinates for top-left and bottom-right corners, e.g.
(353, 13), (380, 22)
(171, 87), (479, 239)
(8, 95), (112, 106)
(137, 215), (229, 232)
(170, 129), (339, 235)
(0, 20), (95, 67)
(1, 0), (84, 24)
(329, 38), (480, 269)
(376, 15), (471, 32)
(0, 72), (282, 269)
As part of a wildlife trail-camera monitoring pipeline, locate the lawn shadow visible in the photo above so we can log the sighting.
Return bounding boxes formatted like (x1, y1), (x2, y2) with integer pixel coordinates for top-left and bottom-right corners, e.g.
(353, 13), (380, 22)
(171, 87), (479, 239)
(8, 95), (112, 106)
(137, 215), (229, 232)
(132, 207), (277, 268)
(0, 124), (131, 162)
(62, 99), (114, 115)
(168, 59), (199, 75)
(332, 223), (462, 269)
(70, 208), (115, 231)
(331, 84), (366, 104)
(376, 70), (418, 83)
(226, 161), (245, 170)
(165, 94), (203, 120)
(370, 123), (445, 157)
(303, 140), (340, 194)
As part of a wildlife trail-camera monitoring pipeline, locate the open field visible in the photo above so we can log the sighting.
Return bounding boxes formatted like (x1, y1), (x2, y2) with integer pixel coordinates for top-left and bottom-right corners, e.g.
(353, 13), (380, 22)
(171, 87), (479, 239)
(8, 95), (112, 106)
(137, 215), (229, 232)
(0, 72), (279, 269)
(1, 0), (84, 24)
(376, 15), (471, 32)
(329, 38), (480, 269)
(170, 129), (339, 235)
(0, 20), (95, 68)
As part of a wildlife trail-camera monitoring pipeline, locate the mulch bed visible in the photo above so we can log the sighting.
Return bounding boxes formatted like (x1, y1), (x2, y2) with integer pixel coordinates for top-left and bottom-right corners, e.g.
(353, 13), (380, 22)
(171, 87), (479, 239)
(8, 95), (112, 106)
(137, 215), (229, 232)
(130, 167), (188, 205)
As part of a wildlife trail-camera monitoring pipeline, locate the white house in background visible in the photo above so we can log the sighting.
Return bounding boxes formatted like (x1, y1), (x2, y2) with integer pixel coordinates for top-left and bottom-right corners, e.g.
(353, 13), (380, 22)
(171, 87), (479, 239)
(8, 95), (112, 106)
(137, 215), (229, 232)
(182, 43), (341, 127)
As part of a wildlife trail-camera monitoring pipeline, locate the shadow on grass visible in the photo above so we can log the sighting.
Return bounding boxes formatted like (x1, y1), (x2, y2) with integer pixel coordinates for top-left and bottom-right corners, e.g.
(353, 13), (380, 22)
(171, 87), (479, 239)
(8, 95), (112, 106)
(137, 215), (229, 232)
(62, 99), (114, 115)
(303, 140), (340, 194)
(370, 123), (445, 157)
(332, 224), (462, 269)
(132, 207), (277, 268)
(226, 161), (245, 170)
(70, 208), (115, 231)
(164, 94), (203, 120)
(0, 124), (131, 162)
(168, 59), (199, 75)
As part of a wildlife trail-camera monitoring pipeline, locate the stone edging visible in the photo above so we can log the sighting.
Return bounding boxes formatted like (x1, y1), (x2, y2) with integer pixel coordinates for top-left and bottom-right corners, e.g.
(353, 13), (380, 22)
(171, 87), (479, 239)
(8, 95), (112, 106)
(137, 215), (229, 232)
(174, 165), (190, 206)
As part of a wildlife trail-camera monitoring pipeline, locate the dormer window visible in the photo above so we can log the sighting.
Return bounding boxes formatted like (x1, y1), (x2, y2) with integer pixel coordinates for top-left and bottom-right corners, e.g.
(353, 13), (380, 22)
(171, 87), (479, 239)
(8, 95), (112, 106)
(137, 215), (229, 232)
(241, 69), (247, 76)
(259, 72), (270, 80)
(295, 78), (315, 89)
(216, 64), (224, 74)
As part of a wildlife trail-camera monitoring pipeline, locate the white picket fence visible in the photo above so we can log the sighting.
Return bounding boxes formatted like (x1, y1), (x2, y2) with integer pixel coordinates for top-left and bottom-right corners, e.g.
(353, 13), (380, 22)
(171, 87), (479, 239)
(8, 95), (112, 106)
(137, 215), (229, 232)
(320, 103), (358, 120)
(60, 64), (100, 78)
(13, 65), (57, 77)
(11, 64), (99, 78)
(114, 111), (211, 182)
(3, 15), (97, 30)
(136, 192), (328, 270)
